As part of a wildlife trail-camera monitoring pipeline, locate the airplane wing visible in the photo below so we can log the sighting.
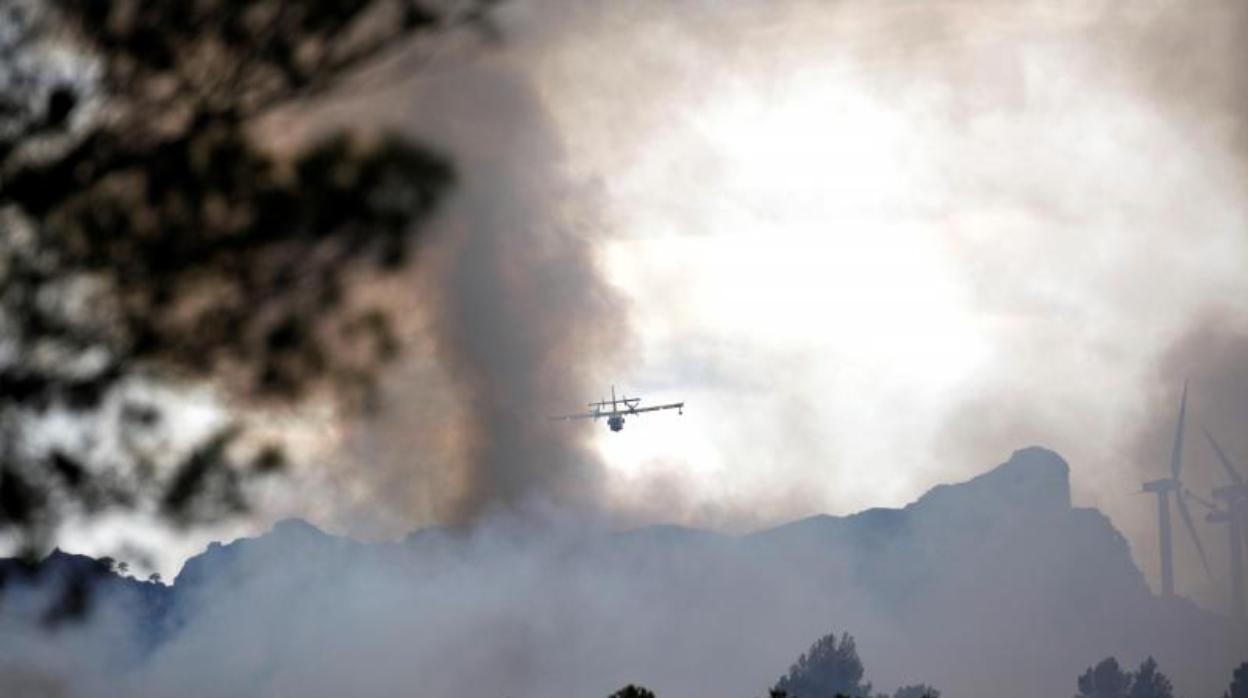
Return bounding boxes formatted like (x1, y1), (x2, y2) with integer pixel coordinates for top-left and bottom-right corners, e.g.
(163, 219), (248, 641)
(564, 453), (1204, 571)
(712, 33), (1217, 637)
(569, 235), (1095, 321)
(627, 402), (684, 415)
(550, 410), (600, 421)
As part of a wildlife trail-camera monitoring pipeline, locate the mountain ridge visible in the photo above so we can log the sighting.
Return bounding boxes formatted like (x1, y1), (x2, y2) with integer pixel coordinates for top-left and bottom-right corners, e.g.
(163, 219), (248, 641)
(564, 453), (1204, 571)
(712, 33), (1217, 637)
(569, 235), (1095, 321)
(2, 446), (1243, 698)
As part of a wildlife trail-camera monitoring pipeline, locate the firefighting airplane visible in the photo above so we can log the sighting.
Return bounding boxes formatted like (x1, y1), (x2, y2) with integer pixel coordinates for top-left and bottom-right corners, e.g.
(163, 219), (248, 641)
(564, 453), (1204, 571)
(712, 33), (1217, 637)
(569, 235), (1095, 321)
(552, 386), (684, 432)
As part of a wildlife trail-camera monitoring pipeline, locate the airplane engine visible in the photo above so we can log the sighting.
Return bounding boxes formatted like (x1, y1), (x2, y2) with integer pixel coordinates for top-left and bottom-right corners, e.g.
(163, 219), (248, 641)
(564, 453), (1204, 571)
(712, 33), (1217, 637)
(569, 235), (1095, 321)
(608, 415), (625, 432)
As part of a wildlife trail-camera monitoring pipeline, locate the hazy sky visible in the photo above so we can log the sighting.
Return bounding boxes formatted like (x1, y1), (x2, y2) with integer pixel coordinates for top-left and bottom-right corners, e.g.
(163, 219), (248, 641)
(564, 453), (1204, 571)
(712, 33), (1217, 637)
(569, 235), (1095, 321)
(60, 0), (1248, 615)
(428, 0), (1246, 611)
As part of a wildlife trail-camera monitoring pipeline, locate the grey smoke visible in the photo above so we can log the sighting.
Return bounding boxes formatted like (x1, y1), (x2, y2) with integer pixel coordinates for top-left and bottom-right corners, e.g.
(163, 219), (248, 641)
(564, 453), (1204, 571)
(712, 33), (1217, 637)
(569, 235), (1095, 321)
(52, 0), (1248, 614)
(412, 66), (628, 520)
(272, 56), (631, 530)
(5, 448), (1245, 698)
(450, 0), (1248, 608)
(1130, 312), (1248, 608)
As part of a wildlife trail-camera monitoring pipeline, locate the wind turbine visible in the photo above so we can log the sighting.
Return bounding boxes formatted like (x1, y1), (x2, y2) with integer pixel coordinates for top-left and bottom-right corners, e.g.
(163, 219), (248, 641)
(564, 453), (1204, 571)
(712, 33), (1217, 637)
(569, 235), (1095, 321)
(1142, 382), (1212, 598)
(1202, 429), (1248, 619)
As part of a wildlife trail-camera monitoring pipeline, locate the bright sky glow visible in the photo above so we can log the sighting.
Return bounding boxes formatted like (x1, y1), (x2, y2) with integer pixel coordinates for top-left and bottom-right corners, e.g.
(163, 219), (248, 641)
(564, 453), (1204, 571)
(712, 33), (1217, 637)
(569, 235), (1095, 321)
(598, 221), (992, 513)
(585, 72), (996, 519)
(530, 2), (1248, 562)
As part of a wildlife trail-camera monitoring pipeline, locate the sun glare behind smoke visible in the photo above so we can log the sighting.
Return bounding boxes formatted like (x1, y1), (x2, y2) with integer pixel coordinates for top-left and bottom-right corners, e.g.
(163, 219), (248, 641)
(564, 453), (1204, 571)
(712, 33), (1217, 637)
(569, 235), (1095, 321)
(687, 68), (918, 218)
(592, 70), (991, 522)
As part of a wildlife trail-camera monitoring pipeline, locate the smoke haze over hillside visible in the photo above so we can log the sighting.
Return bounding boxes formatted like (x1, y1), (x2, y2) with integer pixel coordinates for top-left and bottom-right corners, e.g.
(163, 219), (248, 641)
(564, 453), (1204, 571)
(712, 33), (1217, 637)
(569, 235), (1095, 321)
(4, 449), (1245, 698)
(267, 0), (1248, 611)
(32, 0), (1248, 619)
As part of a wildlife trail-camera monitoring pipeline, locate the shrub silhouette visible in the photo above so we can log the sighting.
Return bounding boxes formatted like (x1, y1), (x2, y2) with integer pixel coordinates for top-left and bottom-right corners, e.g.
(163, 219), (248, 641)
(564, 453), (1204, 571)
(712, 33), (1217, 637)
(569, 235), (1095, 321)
(773, 632), (873, 698)
(1075, 656), (1174, 698)
(1224, 661), (1248, 698)
(608, 685), (657, 698)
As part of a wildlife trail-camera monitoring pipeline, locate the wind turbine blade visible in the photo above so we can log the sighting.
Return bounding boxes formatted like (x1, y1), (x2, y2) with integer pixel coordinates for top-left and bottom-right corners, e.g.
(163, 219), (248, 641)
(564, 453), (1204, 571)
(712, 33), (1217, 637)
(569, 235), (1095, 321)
(1204, 428), (1245, 486)
(1170, 381), (1189, 480)
(1175, 490), (1214, 581)
(1184, 488), (1218, 512)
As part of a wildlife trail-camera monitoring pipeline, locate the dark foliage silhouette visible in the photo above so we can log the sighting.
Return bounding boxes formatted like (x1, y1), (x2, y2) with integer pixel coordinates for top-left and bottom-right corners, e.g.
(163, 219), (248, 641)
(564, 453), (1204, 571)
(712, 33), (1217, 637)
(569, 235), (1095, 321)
(1226, 662), (1248, 698)
(1127, 658), (1174, 698)
(0, 0), (497, 616)
(1076, 658), (1133, 698)
(1075, 656), (1174, 698)
(765, 630), (943, 698)
(773, 632), (874, 698)
(608, 685), (656, 698)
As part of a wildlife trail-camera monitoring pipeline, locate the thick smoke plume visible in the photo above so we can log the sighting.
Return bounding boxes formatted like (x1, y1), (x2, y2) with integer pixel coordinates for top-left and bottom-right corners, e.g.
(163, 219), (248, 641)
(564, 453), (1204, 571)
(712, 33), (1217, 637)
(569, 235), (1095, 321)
(276, 54), (632, 528)
(412, 65), (628, 520)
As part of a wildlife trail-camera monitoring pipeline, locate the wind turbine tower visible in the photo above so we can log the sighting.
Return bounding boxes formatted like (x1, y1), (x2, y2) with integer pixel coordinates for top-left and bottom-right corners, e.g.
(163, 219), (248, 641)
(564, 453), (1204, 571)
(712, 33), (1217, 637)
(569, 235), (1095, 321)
(1142, 382), (1211, 598)
(1143, 475), (1177, 597)
(1203, 429), (1248, 620)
